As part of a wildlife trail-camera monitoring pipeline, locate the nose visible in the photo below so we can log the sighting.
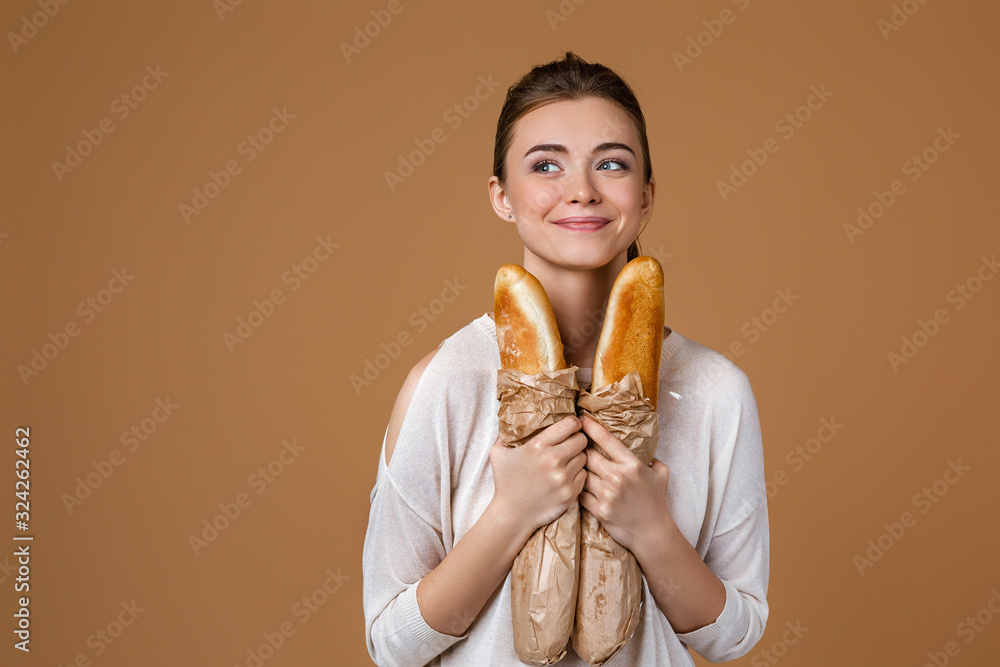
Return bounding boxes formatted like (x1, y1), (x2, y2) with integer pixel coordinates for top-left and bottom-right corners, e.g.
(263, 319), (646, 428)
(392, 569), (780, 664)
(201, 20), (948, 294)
(566, 168), (600, 205)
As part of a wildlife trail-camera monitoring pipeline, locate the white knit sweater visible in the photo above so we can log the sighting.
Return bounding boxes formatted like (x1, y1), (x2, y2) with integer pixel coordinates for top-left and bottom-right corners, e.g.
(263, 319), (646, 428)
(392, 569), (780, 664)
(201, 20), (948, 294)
(363, 313), (769, 666)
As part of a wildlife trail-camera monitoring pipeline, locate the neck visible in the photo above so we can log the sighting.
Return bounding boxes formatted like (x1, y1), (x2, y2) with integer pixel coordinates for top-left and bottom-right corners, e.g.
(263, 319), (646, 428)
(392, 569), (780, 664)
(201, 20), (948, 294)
(522, 251), (628, 369)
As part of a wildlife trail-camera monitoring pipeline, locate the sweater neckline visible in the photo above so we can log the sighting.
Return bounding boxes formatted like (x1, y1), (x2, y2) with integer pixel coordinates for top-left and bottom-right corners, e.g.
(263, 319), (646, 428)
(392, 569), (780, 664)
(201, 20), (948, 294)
(474, 312), (684, 377)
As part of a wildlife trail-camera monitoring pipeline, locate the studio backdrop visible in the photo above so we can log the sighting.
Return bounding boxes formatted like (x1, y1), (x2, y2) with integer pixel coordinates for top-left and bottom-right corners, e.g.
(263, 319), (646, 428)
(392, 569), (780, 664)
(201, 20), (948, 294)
(3, 0), (998, 665)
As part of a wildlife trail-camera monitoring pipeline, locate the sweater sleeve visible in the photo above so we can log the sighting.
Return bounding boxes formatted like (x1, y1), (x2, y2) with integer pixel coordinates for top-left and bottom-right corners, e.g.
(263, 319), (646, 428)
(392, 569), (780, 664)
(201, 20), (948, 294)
(362, 354), (470, 666)
(363, 466), (468, 666)
(675, 368), (770, 662)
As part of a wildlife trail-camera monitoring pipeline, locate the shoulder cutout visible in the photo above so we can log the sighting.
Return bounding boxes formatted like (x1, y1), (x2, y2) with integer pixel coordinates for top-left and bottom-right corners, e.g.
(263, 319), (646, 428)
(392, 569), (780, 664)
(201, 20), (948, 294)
(383, 346), (441, 468)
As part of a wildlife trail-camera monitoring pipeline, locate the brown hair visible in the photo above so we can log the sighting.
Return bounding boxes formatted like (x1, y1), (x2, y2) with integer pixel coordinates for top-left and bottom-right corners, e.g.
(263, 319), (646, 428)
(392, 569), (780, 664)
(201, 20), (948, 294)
(492, 51), (653, 262)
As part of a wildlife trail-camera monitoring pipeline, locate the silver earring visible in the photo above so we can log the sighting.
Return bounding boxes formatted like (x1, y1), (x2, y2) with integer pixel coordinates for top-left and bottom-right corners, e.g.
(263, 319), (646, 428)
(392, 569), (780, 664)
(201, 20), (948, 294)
(508, 214), (512, 219)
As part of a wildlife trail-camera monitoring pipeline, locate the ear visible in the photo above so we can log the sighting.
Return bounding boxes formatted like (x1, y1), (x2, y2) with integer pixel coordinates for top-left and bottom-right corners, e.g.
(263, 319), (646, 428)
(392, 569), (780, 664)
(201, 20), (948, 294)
(640, 177), (655, 224)
(487, 176), (516, 223)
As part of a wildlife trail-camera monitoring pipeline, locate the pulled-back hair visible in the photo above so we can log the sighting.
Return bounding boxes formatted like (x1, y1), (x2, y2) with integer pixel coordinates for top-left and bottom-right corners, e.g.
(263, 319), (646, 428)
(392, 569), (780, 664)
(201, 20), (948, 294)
(492, 52), (653, 261)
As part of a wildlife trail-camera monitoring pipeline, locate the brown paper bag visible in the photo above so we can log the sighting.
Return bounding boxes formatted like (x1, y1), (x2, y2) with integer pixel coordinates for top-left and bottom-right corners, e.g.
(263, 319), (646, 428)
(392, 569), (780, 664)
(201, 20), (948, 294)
(572, 372), (659, 666)
(497, 367), (581, 666)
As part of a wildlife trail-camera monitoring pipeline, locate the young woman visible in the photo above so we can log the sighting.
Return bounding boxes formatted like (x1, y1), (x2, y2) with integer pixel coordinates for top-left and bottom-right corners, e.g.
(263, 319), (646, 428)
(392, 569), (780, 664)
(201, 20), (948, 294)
(363, 52), (769, 666)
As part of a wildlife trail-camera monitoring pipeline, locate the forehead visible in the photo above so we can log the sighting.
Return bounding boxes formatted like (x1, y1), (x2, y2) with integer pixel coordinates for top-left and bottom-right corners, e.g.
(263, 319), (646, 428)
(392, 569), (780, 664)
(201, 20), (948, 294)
(511, 97), (638, 150)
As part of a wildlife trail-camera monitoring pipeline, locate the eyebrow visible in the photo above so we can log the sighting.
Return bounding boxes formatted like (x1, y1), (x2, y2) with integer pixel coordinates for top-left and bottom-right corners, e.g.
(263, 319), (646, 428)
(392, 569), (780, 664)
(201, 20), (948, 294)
(523, 142), (636, 159)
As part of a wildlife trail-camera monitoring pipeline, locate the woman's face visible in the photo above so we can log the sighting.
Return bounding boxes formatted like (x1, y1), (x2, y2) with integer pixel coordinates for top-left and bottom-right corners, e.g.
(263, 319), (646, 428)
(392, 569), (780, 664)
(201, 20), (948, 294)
(489, 96), (654, 271)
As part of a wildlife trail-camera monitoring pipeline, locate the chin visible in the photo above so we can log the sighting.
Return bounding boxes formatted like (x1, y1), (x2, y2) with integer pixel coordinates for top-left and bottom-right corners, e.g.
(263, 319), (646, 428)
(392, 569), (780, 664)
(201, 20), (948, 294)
(524, 239), (630, 271)
(550, 251), (626, 272)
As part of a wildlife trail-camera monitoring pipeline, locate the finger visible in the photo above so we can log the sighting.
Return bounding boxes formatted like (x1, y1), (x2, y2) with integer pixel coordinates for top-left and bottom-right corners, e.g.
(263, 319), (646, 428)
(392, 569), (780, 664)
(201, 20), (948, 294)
(489, 435), (509, 458)
(530, 415), (581, 448)
(583, 446), (611, 479)
(650, 458), (670, 484)
(551, 443), (586, 476)
(581, 416), (636, 465)
(552, 431), (588, 461)
(582, 469), (603, 496)
(579, 488), (598, 514)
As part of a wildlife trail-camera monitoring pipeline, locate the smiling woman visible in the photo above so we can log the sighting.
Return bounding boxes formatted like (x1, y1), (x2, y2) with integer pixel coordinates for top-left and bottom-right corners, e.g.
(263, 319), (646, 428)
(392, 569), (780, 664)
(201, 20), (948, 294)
(363, 51), (770, 667)
(487, 95), (652, 314)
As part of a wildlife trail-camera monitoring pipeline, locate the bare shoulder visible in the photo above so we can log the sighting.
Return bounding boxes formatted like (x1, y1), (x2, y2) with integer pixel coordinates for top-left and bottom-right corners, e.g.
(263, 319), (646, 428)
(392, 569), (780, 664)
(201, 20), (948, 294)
(384, 346), (442, 468)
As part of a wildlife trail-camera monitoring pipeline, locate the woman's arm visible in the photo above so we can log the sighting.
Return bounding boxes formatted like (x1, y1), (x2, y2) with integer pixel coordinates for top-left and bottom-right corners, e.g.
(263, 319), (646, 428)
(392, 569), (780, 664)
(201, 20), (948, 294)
(367, 350), (588, 662)
(577, 366), (770, 662)
(415, 487), (534, 636)
(419, 413), (588, 636)
(629, 506), (726, 634)
(578, 417), (725, 632)
(382, 350), (534, 638)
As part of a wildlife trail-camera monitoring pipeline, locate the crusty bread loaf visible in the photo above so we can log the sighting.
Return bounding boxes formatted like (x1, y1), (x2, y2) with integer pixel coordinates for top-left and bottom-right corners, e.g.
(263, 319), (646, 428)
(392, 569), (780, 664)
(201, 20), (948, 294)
(574, 256), (664, 666)
(495, 264), (567, 373)
(592, 256), (664, 407)
(494, 263), (580, 666)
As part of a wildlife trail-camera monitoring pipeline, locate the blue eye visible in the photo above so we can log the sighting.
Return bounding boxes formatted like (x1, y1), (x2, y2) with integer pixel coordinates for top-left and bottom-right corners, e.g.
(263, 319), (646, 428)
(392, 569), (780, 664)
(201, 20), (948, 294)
(531, 158), (629, 173)
(598, 159), (628, 171)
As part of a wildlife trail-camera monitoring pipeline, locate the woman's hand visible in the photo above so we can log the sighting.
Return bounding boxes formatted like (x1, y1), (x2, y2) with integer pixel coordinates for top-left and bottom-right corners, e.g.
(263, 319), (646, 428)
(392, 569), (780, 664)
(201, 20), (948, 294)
(489, 415), (589, 536)
(578, 416), (676, 552)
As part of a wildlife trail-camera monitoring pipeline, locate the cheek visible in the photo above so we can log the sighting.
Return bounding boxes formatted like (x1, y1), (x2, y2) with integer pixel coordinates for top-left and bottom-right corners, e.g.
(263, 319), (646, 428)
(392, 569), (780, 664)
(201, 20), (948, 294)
(518, 185), (561, 220)
(607, 182), (644, 211)
(609, 186), (646, 232)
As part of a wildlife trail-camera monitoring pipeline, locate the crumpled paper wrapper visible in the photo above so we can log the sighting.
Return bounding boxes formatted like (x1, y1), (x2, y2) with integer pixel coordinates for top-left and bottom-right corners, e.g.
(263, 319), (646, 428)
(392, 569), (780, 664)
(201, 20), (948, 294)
(498, 367), (581, 666)
(572, 371), (659, 666)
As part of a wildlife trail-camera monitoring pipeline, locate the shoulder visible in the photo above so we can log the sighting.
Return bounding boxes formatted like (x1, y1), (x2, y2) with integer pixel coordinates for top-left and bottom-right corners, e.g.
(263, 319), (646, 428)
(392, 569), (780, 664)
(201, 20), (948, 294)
(666, 332), (754, 402)
(384, 347), (442, 468)
(382, 315), (498, 467)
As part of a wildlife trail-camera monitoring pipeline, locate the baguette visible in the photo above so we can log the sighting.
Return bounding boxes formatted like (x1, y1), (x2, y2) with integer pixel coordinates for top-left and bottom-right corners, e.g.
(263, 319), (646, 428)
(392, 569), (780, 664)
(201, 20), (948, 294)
(572, 256), (664, 665)
(593, 257), (664, 408)
(495, 264), (566, 374)
(494, 264), (581, 665)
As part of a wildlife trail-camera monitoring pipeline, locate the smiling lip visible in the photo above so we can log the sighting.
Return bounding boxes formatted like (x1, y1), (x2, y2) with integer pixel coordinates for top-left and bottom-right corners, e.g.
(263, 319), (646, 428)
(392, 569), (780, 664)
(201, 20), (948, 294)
(552, 216), (611, 231)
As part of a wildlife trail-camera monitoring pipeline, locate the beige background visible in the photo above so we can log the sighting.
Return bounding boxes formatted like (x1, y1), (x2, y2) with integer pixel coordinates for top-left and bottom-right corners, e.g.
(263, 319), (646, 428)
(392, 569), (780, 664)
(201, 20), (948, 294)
(3, 0), (999, 665)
